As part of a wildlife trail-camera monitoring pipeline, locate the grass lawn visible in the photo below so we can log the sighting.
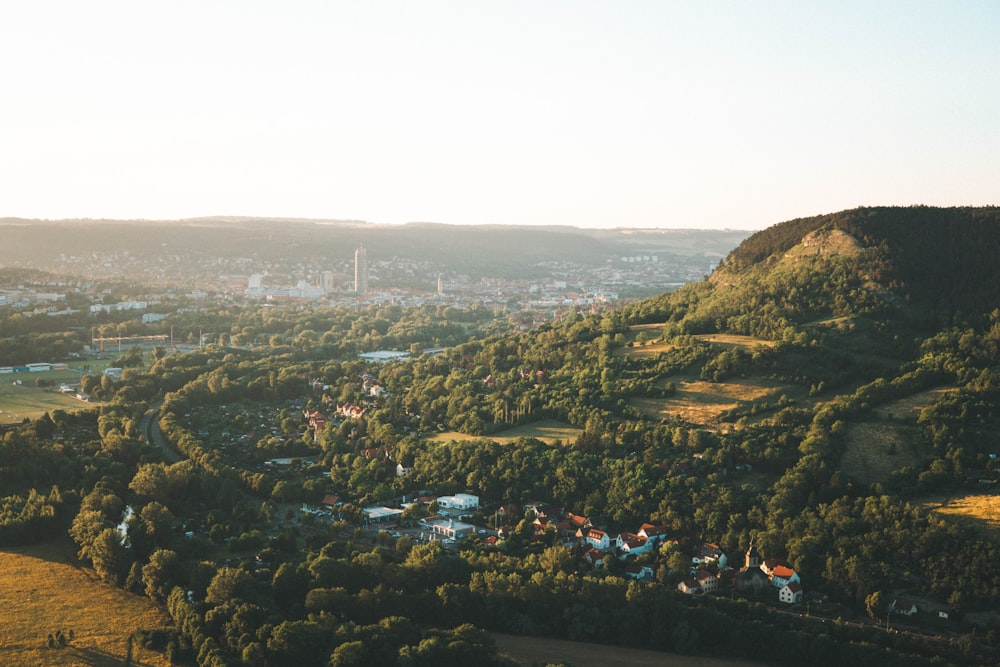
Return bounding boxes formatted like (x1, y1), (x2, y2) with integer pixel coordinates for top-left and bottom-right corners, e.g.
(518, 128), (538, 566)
(0, 539), (171, 667)
(0, 360), (115, 424)
(426, 419), (582, 446)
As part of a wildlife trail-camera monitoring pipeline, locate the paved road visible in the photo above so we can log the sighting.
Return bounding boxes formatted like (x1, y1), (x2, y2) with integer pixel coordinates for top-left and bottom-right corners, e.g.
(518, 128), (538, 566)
(140, 405), (182, 464)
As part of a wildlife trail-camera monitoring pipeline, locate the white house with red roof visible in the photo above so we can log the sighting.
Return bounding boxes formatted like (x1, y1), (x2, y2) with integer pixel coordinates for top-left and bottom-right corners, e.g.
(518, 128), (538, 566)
(583, 528), (611, 551)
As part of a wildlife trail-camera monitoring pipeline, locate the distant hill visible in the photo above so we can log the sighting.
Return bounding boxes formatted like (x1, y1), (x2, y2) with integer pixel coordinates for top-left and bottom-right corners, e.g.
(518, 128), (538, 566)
(0, 217), (750, 281)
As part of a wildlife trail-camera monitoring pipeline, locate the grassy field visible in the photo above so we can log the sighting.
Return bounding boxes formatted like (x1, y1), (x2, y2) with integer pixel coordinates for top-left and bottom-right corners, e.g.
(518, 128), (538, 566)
(632, 377), (787, 427)
(492, 632), (765, 667)
(0, 540), (171, 667)
(0, 360), (113, 424)
(693, 333), (776, 349)
(839, 421), (921, 486)
(923, 493), (1000, 538)
(426, 419), (582, 446)
(839, 389), (955, 486)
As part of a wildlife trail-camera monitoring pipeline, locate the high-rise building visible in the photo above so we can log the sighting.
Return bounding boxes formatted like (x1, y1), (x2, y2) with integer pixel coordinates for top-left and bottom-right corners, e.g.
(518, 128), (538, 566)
(354, 244), (368, 294)
(320, 270), (335, 292)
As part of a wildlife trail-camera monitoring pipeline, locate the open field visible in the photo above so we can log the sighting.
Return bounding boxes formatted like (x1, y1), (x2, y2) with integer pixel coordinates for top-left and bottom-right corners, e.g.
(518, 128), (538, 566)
(0, 540), (171, 667)
(427, 419), (582, 445)
(838, 389), (956, 486)
(693, 333), (776, 349)
(492, 632), (765, 667)
(632, 378), (787, 427)
(923, 493), (1000, 538)
(840, 421), (922, 487)
(0, 360), (113, 423)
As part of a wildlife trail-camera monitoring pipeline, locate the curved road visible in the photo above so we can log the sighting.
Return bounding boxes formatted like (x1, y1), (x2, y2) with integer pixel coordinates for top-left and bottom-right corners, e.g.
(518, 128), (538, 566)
(140, 404), (183, 464)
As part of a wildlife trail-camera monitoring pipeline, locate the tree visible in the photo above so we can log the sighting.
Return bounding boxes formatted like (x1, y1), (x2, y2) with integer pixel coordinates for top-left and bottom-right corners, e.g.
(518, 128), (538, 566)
(865, 591), (882, 620)
(205, 566), (254, 605)
(142, 549), (182, 601)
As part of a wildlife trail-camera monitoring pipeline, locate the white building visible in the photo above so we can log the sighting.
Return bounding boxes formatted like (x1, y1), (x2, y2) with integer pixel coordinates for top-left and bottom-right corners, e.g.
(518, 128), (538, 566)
(436, 493), (479, 511)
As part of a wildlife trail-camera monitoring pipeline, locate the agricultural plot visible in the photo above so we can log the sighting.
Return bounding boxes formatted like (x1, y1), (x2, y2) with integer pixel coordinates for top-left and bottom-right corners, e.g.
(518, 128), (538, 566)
(427, 419), (582, 446)
(0, 541), (171, 667)
(692, 333), (776, 349)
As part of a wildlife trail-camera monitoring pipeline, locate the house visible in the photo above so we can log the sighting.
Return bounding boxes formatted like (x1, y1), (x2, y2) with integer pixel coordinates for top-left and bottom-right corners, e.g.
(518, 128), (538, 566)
(695, 568), (720, 593)
(769, 565), (800, 589)
(584, 547), (605, 568)
(637, 523), (670, 546)
(779, 581), (803, 604)
(321, 494), (341, 508)
(436, 493), (479, 511)
(583, 528), (611, 551)
(677, 579), (703, 595)
(564, 512), (592, 531)
(420, 516), (475, 540)
(615, 532), (651, 557)
(890, 599), (918, 616)
(625, 563), (655, 580)
(395, 462), (413, 477)
(759, 558), (789, 577)
(692, 542), (727, 567)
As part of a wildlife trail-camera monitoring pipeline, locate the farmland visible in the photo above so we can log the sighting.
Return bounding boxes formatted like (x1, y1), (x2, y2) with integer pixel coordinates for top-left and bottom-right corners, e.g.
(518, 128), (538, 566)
(0, 540), (171, 667)
(426, 419), (582, 446)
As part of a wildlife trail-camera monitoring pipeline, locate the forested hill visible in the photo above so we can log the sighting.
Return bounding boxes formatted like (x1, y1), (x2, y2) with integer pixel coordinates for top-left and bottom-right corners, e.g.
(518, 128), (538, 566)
(719, 206), (1000, 317)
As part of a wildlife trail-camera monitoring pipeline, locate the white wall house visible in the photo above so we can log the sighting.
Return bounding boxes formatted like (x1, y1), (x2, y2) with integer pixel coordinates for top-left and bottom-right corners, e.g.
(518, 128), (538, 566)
(436, 493), (479, 511)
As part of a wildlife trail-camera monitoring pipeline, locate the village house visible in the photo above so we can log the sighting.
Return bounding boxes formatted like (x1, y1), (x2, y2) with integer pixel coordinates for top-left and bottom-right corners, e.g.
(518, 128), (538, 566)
(625, 563), (655, 581)
(615, 532), (651, 557)
(584, 547), (605, 568)
(779, 581), (803, 604)
(583, 528), (611, 551)
(692, 542), (727, 567)
(769, 564), (800, 590)
(637, 523), (670, 546)
(677, 579), (703, 595)
(695, 568), (721, 593)
(890, 598), (918, 617)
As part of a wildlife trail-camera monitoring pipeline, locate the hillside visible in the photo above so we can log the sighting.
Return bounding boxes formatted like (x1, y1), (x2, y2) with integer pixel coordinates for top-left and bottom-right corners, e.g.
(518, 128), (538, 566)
(3, 206), (1000, 666)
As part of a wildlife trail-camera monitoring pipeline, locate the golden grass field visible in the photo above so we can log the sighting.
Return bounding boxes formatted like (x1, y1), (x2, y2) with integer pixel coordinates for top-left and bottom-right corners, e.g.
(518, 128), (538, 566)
(0, 540), (171, 667)
(924, 493), (1000, 537)
(692, 333), (776, 349)
(427, 419), (582, 446)
(632, 378), (787, 427)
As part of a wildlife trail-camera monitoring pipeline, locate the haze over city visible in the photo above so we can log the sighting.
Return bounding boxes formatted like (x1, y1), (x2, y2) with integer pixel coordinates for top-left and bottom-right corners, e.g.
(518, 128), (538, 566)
(2, 1), (998, 229)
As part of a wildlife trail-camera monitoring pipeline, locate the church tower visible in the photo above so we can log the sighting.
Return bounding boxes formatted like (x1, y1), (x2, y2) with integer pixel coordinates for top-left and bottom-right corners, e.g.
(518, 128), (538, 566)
(745, 540), (761, 570)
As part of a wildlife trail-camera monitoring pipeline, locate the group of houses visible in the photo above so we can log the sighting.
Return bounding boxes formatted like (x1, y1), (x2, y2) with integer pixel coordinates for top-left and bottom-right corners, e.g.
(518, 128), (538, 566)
(678, 541), (804, 605)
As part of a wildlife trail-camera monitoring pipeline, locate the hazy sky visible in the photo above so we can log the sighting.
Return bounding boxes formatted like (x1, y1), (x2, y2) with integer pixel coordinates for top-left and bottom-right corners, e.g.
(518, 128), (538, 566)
(2, 1), (998, 229)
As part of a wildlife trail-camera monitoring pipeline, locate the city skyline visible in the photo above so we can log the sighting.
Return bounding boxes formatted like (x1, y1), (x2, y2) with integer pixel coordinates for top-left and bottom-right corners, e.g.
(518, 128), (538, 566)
(2, 2), (998, 230)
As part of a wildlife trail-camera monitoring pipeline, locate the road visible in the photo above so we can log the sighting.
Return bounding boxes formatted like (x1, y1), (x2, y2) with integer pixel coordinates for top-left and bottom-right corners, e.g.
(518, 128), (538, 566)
(140, 405), (182, 464)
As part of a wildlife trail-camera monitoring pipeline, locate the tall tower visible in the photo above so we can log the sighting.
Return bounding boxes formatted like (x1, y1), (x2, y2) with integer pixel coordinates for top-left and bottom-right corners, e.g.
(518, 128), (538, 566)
(354, 244), (368, 294)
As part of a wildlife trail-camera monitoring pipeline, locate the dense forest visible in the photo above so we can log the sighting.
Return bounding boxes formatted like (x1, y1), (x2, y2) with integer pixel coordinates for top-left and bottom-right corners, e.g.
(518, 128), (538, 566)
(3, 207), (1000, 665)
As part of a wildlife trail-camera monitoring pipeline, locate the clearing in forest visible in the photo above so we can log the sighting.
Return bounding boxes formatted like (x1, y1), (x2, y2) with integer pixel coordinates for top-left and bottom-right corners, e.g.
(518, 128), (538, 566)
(839, 420), (922, 487)
(923, 494), (1000, 538)
(0, 540), (171, 667)
(631, 378), (786, 427)
(692, 333), (776, 349)
(427, 419), (582, 446)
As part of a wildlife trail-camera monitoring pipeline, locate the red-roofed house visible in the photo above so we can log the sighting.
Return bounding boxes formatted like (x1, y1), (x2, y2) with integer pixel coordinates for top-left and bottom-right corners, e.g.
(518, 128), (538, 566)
(770, 565), (800, 589)
(615, 532), (651, 557)
(625, 563), (655, 580)
(584, 528), (611, 551)
(695, 568), (720, 593)
(584, 547), (605, 568)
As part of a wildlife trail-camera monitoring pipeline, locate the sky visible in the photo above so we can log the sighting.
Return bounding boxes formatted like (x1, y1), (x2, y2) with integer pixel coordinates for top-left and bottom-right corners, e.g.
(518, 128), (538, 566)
(2, 1), (998, 230)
